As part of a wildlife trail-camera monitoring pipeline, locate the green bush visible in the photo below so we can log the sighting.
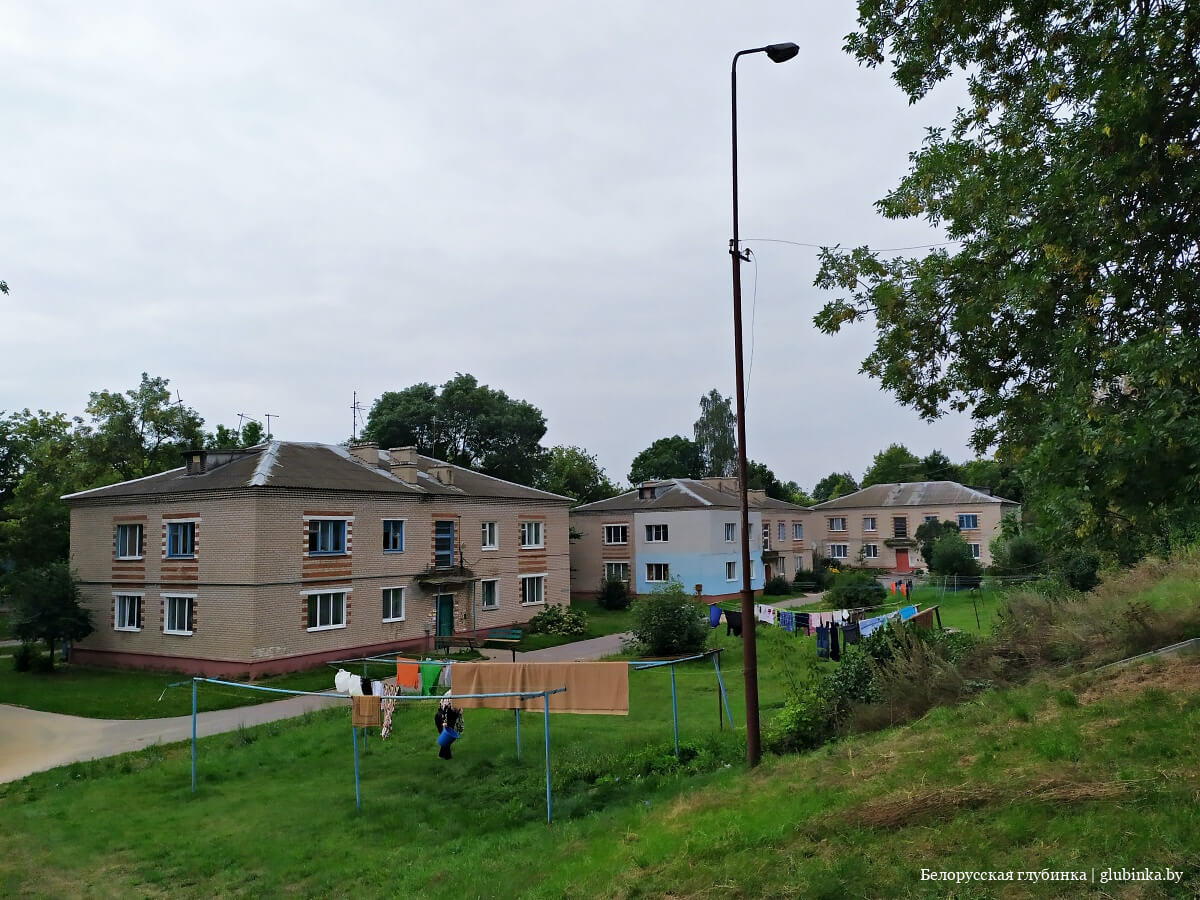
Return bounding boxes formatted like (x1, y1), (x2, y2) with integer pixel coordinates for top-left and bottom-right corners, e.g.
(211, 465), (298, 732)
(595, 575), (630, 611)
(1056, 549), (1100, 592)
(629, 581), (708, 655)
(763, 575), (791, 596)
(825, 571), (886, 607)
(929, 533), (983, 577)
(12, 642), (36, 672)
(766, 677), (835, 753)
(527, 603), (588, 636)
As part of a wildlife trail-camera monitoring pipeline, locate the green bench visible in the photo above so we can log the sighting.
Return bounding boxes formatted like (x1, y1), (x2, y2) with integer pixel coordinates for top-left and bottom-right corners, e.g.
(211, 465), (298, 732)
(484, 627), (524, 662)
(793, 581), (821, 593)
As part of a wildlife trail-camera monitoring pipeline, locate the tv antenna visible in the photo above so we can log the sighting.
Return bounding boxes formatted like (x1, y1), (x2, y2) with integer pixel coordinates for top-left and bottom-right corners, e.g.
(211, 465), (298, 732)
(351, 392), (366, 441)
(174, 390), (185, 410)
(264, 413), (278, 440)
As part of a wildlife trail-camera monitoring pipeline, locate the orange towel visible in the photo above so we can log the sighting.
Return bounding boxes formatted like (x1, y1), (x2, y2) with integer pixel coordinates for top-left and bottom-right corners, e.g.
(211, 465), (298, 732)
(395, 659), (421, 691)
(451, 662), (628, 715)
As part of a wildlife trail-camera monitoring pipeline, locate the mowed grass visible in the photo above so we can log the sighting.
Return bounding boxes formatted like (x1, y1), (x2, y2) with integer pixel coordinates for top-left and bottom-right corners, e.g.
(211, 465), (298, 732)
(515, 600), (636, 652)
(2, 637), (1198, 896)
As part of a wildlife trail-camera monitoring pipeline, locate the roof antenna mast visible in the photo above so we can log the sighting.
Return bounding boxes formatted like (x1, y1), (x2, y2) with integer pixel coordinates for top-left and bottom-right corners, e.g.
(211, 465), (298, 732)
(264, 414), (278, 441)
(351, 391), (366, 441)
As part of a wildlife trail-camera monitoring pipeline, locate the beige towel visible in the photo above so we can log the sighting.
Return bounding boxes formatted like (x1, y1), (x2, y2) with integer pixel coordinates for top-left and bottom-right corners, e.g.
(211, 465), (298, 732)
(351, 694), (382, 727)
(451, 662), (628, 715)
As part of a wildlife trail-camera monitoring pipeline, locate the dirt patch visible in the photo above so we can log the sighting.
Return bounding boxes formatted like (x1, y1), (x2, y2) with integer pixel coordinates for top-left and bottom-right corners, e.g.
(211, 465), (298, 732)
(1079, 655), (1200, 705)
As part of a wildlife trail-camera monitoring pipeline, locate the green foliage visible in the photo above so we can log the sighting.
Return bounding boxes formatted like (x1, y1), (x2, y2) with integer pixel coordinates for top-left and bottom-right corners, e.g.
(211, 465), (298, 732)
(7, 564), (93, 666)
(811, 472), (858, 502)
(745, 460), (792, 501)
(1056, 549), (1100, 593)
(693, 389), (736, 478)
(85, 373), (206, 482)
(526, 603), (588, 637)
(763, 575), (791, 596)
(206, 421), (266, 449)
(364, 374), (548, 485)
(860, 442), (920, 487)
(929, 533), (982, 578)
(537, 445), (618, 505)
(817, 0), (1200, 564)
(595, 574), (630, 611)
(766, 676), (834, 753)
(791, 568), (829, 591)
(627, 436), (705, 483)
(989, 530), (1045, 577)
(825, 571), (886, 607)
(629, 581), (708, 655)
(12, 642), (36, 672)
(914, 518), (960, 565)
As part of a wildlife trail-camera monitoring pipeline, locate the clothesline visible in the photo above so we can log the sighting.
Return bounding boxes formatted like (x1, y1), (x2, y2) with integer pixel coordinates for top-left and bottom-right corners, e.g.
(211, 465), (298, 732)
(193, 677), (567, 702)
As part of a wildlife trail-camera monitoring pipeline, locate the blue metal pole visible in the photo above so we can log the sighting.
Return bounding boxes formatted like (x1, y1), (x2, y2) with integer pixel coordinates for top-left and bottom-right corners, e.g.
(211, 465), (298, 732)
(191, 678), (197, 793)
(515, 708), (521, 761)
(543, 692), (551, 824)
(712, 653), (733, 729)
(352, 726), (361, 811)
(670, 665), (680, 759)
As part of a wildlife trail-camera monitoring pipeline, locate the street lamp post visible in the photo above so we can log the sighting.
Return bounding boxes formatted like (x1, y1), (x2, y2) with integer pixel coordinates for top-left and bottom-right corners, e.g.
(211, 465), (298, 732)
(730, 41), (798, 767)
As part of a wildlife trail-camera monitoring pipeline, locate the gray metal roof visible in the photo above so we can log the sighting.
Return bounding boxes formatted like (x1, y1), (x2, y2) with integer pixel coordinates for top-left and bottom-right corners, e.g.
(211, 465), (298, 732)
(812, 481), (1018, 510)
(572, 479), (811, 514)
(63, 442), (571, 504)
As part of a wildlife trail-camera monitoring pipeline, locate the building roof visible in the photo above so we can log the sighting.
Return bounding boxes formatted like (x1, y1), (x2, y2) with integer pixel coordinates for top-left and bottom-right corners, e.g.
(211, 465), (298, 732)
(63, 442), (572, 504)
(811, 481), (1018, 510)
(571, 478), (812, 514)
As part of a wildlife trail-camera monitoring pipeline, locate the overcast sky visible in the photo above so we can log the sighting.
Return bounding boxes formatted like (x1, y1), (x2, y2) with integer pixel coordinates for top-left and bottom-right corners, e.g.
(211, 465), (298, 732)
(1, 2), (976, 491)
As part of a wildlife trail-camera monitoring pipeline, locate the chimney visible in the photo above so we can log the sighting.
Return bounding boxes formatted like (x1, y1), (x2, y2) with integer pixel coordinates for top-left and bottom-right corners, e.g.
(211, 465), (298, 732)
(388, 446), (418, 465)
(348, 441), (379, 465)
(430, 463), (454, 485)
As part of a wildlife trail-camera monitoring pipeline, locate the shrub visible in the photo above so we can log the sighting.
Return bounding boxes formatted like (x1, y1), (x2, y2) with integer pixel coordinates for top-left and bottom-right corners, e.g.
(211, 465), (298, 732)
(629, 581), (708, 655)
(595, 575), (630, 611)
(825, 571), (886, 607)
(763, 575), (791, 596)
(766, 676), (835, 753)
(929, 533), (982, 577)
(527, 603), (588, 636)
(989, 532), (1045, 576)
(12, 642), (36, 672)
(1056, 549), (1100, 592)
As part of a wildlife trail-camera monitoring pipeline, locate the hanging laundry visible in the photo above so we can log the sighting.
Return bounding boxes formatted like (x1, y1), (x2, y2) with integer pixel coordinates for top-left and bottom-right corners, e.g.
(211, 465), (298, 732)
(418, 662), (442, 696)
(380, 684), (399, 739)
(725, 609), (743, 637)
(709, 605), (722, 628)
(395, 660), (421, 692)
(361, 677), (374, 697)
(899, 605), (917, 622)
(841, 621), (861, 645)
(907, 606), (937, 629)
(757, 605), (776, 625)
(351, 694), (381, 728)
(795, 612), (811, 635)
(333, 669), (364, 696)
(452, 662), (629, 715)
(815, 625), (830, 661)
(830, 621), (841, 662)
(778, 610), (795, 633)
(858, 615), (887, 637)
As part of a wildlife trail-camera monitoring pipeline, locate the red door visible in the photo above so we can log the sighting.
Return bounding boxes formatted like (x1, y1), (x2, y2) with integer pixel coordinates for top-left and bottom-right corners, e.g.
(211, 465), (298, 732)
(894, 549), (911, 573)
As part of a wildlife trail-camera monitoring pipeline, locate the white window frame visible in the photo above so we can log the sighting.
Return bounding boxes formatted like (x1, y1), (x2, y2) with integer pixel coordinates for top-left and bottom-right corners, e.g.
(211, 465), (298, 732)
(164, 521), (196, 559)
(777, 522), (786, 543)
(307, 518), (349, 556)
(864, 544), (880, 559)
(969, 543), (981, 558)
(481, 521), (498, 551)
(724, 522), (736, 542)
(114, 593), (142, 631)
(777, 557), (787, 576)
(603, 562), (629, 581)
(645, 523), (669, 543)
(958, 514), (980, 530)
(479, 578), (499, 610)
(162, 593), (195, 636)
(381, 586), (406, 622)
(519, 573), (545, 606)
(115, 523), (143, 560)
(602, 524), (628, 545)
(519, 521), (544, 549)
(645, 562), (669, 582)
(828, 544), (849, 559)
(304, 588), (348, 632)
(863, 516), (877, 532)
(829, 517), (847, 532)
(725, 561), (737, 581)
(792, 522), (803, 541)
(382, 519), (405, 553)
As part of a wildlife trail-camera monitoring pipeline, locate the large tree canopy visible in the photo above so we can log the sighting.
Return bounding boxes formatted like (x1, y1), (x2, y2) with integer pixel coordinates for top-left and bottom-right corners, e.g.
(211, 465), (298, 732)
(811, 472), (859, 503)
(628, 436), (705, 484)
(693, 389), (737, 478)
(860, 443), (922, 487)
(364, 374), (548, 486)
(86, 373), (206, 482)
(537, 445), (619, 505)
(816, 1), (1200, 560)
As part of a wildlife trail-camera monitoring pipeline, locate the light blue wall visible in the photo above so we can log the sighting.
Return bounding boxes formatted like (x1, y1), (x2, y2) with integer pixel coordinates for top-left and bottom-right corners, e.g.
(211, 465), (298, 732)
(632, 508), (764, 596)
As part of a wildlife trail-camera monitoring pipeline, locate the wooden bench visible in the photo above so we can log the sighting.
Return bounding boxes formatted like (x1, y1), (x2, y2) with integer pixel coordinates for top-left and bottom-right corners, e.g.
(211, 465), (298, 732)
(793, 581), (821, 593)
(484, 627), (524, 662)
(434, 635), (479, 653)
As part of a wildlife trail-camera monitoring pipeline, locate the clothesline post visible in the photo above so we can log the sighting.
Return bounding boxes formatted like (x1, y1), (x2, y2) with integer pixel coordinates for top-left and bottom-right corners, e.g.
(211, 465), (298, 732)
(542, 691), (552, 825)
(190, 678), (197, 794)
(669, 665), (680, 760)
(711, 652), (732, 730)
(351, 726), (361, 812)
(514, 708), (521, 761)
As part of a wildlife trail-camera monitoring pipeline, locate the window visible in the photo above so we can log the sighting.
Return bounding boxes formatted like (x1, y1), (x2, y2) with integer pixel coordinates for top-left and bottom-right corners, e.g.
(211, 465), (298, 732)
(115, 523), (143, 559)
(645, 563), (670, 582)
(306, 591), (346, 630)
(724, 522), (736, 542)
(603, 562), (629, 581)
(520, 574), (545, 605)
(777, 522), (786, 543)
(519, 521), (544, 549)
(163, 595), (194, 635)
(792, 522), (803, 541)
(603, 524), (628, 545)
(969, 543), (981, 558)
(864, 544), (879, 559)
(165, 522), (195, 558)
(382, 520), (405, 552)
(644, 524), (668, 543)
(863, 516), (877, 532)
(308, 519), (346, 555)
(924, 515), (938, 524)
(828, 544), (849, 559)
(114, 594), (142, 631)
(382, 587), (405, 621)
(481, 521), (498, 550)
(726, 561), (737, 581)
(828, 517), (847, 532)
(434, 521), (455, 568)
(480, 579), (499, 610)
(892, 517), (908, 538)
(776, 557), (787, 576)
(794, 555), (804, 571)
(958, 514), (980, 530)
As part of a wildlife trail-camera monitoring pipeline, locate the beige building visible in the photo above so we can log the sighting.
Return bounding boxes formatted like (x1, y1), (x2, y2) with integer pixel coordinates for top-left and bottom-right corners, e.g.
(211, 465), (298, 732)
(64, 442), (571, 676)
(810, 481), (1019, 573)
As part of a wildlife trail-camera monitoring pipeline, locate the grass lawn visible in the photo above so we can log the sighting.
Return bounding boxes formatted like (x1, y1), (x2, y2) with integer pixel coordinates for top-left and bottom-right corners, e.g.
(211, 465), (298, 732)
(515, 599), (635, 652)
(0, 653), (480, 720)
(1, 625), (1197, 896)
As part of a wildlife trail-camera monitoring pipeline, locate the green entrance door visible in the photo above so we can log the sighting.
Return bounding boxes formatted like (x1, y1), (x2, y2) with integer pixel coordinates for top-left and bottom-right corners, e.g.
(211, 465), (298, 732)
(435, 594), (454, 636)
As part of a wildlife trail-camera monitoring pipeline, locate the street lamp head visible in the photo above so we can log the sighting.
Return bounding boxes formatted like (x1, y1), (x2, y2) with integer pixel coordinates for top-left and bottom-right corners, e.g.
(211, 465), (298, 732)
(765, 42), (799, 63)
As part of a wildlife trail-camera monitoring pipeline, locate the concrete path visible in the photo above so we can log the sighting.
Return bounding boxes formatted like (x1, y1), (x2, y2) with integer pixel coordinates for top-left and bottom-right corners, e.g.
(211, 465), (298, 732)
(772, 592), (826, 609)
(478, 631), (632, 662)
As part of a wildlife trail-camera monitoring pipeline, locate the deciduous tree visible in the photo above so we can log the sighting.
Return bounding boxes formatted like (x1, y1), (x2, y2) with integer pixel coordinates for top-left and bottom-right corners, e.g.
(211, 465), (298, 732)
(8, 563), (94, 668)
(812, 472), (858, 503)
(628, 436), (705, 484)
(693, 389), (737, 478)
(538, 446), (619, 505)
(86, 374), (206, 481)
(861, 443), (921, 487)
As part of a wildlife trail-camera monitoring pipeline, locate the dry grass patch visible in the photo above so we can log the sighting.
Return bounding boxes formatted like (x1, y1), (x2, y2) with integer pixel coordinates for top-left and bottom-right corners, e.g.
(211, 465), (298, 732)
(1079, 655), (1200, 705)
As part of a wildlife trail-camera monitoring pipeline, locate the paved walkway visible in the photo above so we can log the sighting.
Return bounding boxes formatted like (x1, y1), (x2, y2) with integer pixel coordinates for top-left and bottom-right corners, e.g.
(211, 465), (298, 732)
(480, 631), (632, 662)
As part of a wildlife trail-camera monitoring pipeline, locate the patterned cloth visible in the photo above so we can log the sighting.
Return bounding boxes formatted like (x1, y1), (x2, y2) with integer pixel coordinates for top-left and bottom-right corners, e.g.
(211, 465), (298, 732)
(779, 610), (795, 632)
(380, 683), (399, 739)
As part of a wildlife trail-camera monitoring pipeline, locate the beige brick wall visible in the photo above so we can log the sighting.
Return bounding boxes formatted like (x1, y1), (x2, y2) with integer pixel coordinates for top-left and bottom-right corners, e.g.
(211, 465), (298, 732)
(568, 511), (634, 595)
